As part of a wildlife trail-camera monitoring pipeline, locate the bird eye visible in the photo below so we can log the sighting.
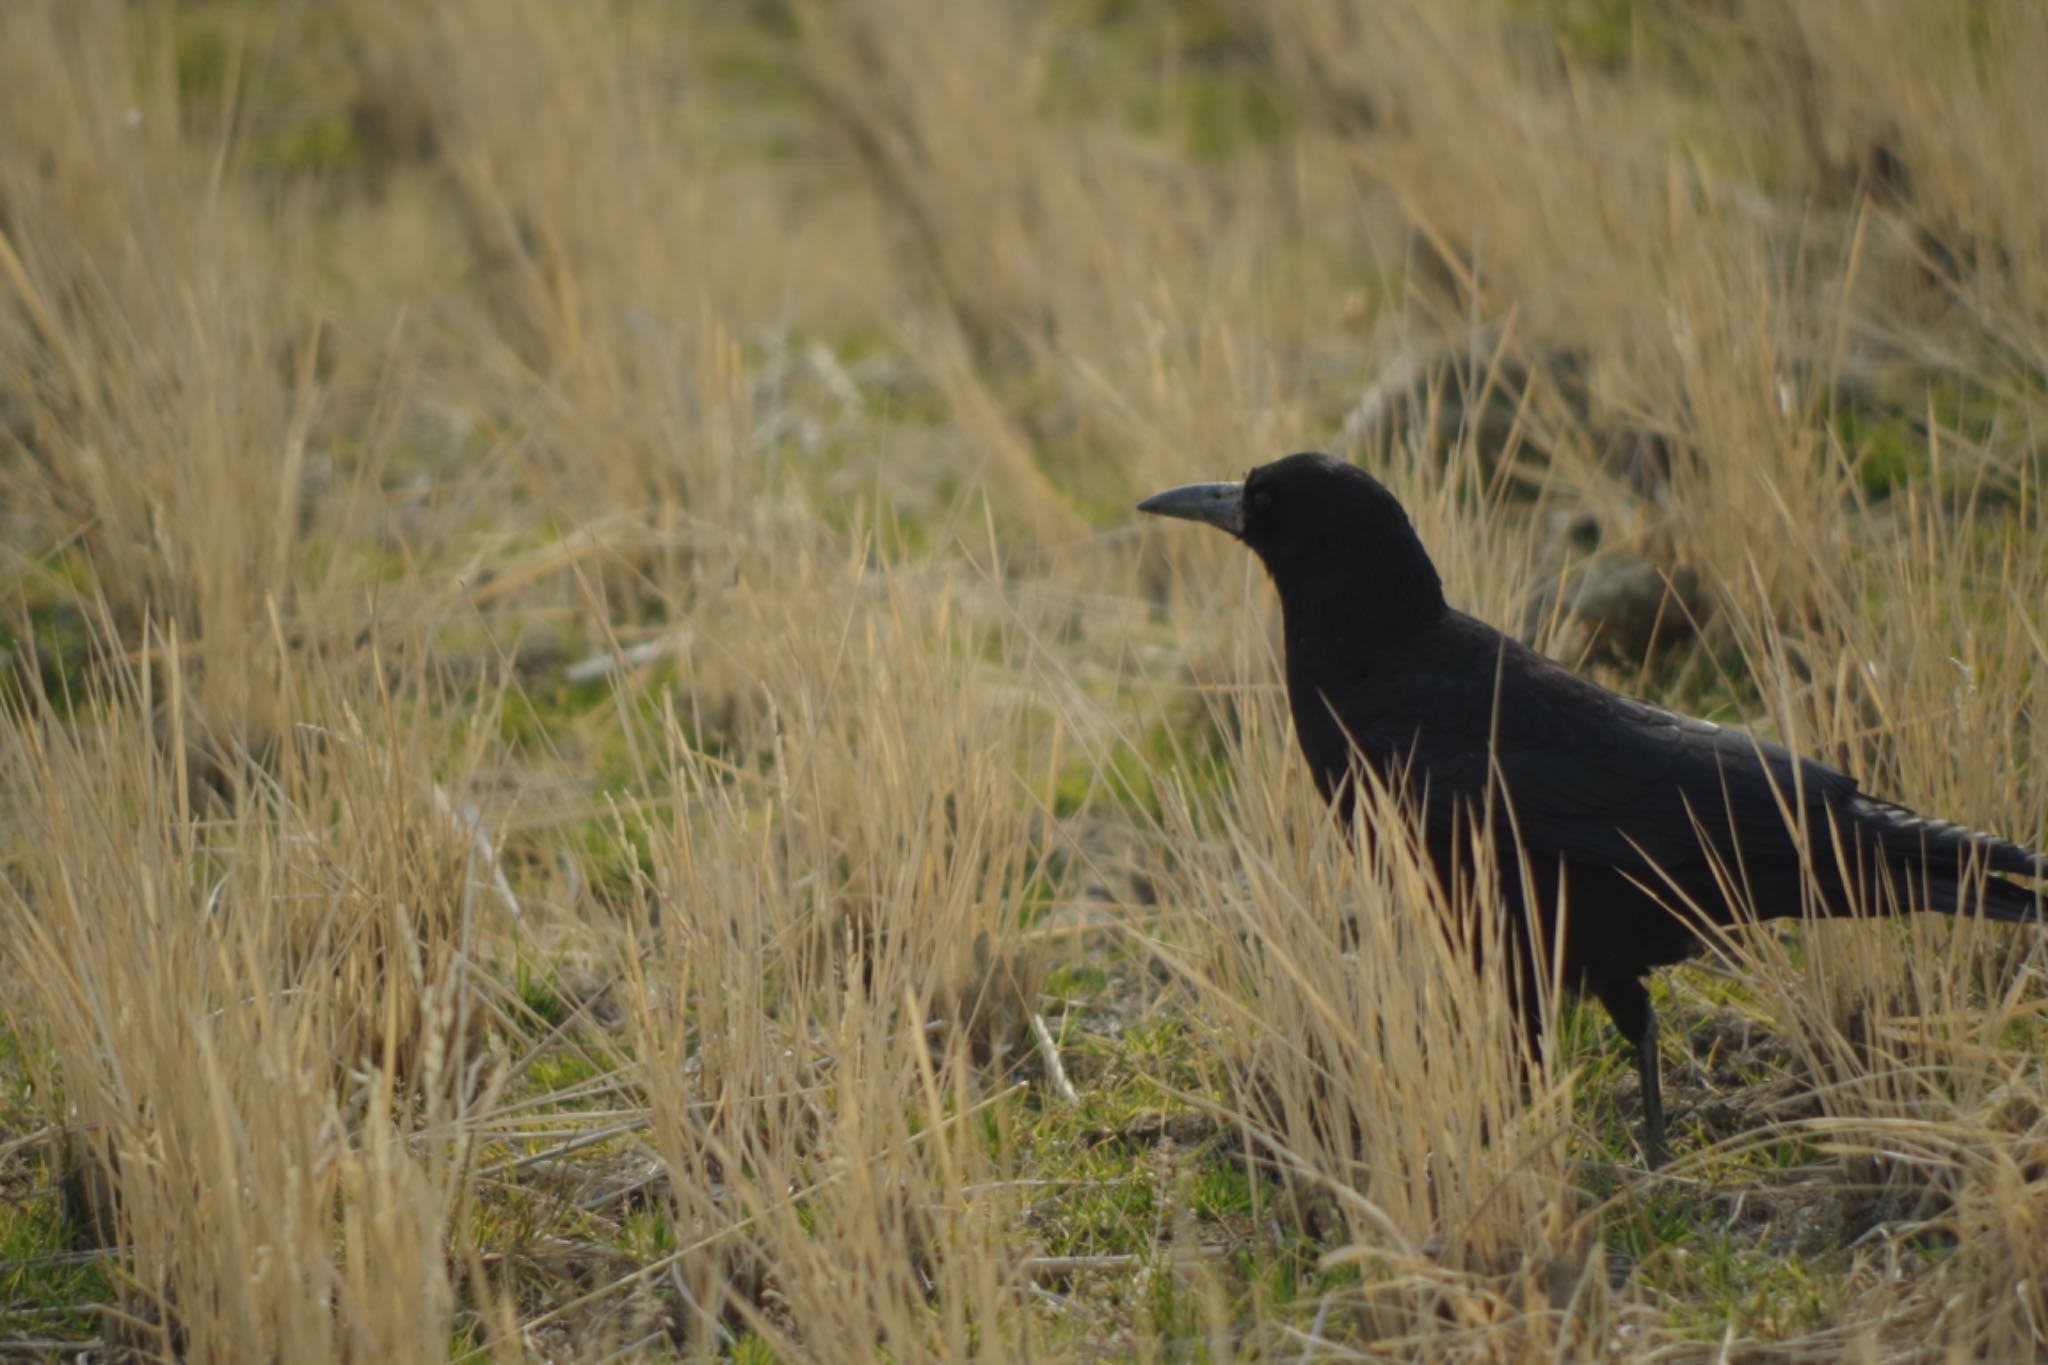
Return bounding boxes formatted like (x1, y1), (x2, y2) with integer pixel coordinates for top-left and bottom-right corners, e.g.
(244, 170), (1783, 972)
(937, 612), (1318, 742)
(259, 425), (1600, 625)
(1249, 487), (1274, 515)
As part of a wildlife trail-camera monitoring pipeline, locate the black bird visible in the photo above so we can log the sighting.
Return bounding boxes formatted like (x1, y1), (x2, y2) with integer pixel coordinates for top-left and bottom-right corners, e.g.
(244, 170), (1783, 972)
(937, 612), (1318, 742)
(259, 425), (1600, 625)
(1140, 451), (2045, 1164)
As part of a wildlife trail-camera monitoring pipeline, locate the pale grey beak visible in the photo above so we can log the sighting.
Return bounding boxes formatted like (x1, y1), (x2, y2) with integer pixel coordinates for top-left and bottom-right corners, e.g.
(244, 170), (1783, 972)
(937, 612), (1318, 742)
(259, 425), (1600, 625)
(1137, 481), (1245, 536)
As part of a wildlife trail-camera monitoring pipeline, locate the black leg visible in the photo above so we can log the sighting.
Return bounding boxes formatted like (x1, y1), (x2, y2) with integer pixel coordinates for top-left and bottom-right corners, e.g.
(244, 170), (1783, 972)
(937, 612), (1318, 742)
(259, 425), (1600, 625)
(1596, 976), (1666, 1168)
(1634, 1006), (1666, 1169)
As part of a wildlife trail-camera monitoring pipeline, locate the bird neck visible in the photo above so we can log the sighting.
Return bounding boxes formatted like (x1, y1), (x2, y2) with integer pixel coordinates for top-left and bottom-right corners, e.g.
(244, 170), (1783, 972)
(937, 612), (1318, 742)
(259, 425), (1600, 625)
(1272, 550), (1446, 656)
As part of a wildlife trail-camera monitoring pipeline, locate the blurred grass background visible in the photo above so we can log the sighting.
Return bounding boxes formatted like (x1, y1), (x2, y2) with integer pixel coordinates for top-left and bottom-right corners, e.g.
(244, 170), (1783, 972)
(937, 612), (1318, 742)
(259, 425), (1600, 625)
(2, 0), (2047, 1358)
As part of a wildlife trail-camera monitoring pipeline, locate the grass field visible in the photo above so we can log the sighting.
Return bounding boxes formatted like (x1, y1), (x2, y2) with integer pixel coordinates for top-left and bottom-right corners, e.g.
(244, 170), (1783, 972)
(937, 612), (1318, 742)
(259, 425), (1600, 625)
(4, 1), (2048, 1359)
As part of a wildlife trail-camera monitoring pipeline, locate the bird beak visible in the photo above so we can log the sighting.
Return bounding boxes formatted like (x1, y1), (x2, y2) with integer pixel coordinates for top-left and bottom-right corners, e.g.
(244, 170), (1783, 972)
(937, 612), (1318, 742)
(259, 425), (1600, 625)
(1137, 481), (1246, 536)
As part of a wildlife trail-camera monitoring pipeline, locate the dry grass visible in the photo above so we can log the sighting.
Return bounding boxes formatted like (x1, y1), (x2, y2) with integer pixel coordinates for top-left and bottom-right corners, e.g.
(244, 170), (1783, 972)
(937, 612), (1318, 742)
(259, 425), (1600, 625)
(2, 0), (2047, 1359)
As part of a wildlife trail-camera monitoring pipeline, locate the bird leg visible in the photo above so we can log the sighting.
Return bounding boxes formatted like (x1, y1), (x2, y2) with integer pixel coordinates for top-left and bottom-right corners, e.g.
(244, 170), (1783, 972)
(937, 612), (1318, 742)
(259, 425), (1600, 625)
(1596, 976), (1667, 1168)
(1633, 1008), (1667, 1169)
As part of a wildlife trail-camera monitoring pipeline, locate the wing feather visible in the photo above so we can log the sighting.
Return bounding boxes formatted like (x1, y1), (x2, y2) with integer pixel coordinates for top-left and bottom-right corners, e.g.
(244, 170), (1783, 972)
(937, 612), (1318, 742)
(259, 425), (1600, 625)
(1328, 617), (1856, 880)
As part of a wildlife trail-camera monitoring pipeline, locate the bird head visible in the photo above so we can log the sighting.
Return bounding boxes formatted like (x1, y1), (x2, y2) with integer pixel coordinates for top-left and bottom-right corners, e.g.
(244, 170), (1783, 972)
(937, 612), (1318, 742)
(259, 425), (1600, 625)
(1138, 452), (1445, 630)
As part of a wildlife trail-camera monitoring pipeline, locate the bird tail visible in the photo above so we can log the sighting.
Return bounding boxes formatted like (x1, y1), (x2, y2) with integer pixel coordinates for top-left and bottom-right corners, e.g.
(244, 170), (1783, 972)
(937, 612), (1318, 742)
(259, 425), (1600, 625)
(1908, 864), (2046, 925)
(1856, 797), (2046, 871)
(1945, 873), (2047, 925)
(1846, 795), (2046, 923)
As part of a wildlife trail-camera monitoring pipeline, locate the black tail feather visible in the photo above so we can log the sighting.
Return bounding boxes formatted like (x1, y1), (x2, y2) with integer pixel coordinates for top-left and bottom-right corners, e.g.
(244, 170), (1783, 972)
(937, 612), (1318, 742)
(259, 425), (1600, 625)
(1917, 871), (2047, 925)
(1962, 875), (2047, 925)
(1852, 794), (2048, 883)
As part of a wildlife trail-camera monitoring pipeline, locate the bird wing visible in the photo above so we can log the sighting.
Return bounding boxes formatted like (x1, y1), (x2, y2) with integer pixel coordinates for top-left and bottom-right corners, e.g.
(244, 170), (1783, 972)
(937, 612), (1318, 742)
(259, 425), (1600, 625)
(1326, 614), (2043, 920)
(1324, 615), (1858, 882)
